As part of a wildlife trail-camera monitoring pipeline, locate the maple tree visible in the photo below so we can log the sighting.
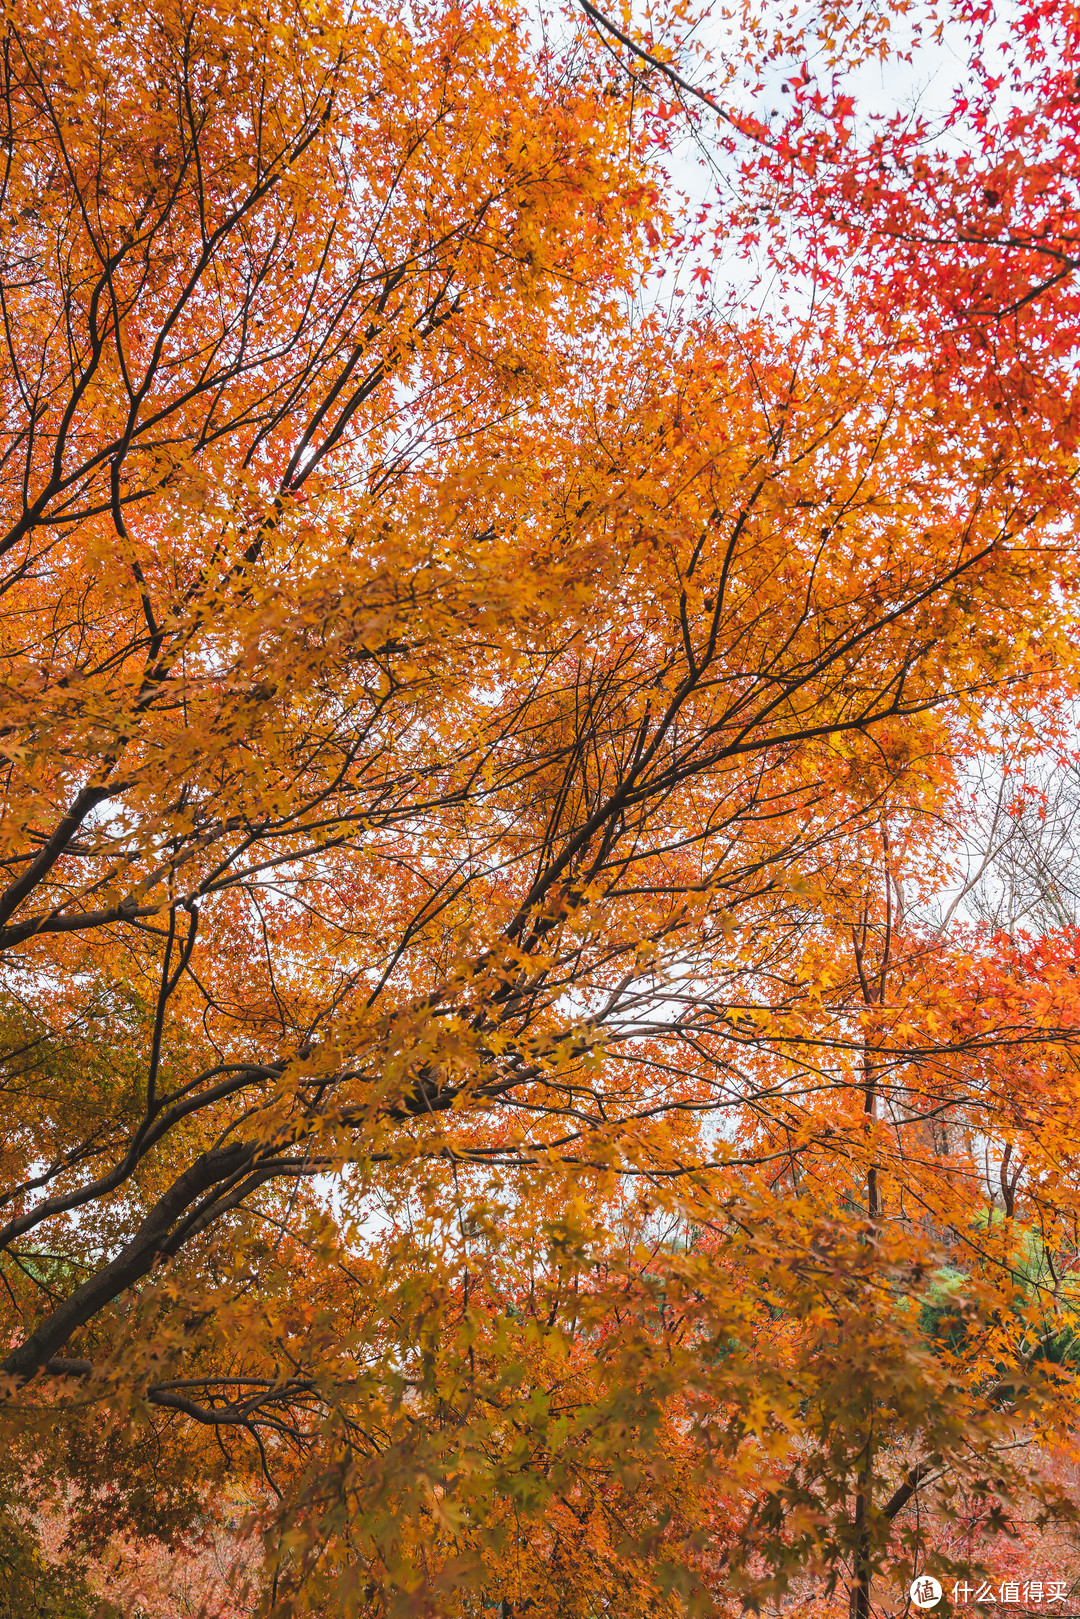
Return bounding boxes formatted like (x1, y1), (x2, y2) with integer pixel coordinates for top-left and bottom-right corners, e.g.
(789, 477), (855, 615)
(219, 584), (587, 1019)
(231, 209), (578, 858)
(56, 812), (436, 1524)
(1, 0), (1080, 1613)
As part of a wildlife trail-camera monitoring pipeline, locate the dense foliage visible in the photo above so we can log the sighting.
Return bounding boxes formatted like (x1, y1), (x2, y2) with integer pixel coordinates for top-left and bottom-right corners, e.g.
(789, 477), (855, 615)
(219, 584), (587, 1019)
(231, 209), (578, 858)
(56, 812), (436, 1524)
(0, 0), (1079, 1612)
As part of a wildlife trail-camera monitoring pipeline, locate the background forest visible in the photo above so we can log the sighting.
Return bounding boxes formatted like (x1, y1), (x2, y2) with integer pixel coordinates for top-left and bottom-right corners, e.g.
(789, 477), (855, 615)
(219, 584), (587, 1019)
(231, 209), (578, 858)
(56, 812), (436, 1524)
(1, 0), (1080, 1613)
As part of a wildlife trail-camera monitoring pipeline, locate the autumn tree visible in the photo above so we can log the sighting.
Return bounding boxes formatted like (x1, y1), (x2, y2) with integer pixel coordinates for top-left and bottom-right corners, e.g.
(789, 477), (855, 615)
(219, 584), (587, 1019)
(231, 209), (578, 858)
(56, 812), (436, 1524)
(1, 0), (1080, 1613)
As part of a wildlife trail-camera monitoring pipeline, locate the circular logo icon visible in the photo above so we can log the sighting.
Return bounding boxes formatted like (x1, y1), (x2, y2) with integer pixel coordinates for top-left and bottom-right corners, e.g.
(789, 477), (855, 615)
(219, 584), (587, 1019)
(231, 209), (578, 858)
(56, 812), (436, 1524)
(910, 1577), (943, 1610)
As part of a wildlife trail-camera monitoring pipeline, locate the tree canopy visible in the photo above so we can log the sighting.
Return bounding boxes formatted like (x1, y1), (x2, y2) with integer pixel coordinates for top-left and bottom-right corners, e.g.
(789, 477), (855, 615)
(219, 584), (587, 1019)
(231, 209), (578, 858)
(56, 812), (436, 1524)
(1, 0), (1080, 1613)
